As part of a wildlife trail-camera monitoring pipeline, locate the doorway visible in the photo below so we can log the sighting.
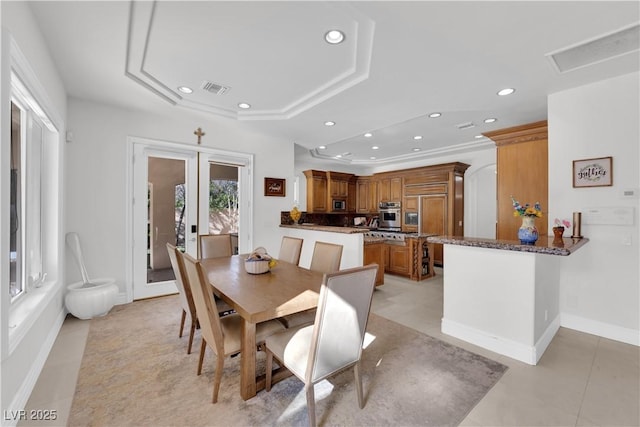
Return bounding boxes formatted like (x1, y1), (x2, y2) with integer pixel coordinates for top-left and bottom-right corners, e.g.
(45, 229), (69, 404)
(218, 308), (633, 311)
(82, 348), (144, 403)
(127, 138), (253, 301)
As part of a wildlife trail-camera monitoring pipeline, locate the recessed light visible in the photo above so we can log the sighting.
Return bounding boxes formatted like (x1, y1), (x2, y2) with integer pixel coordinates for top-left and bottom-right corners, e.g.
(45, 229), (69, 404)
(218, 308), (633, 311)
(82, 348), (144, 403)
(364, 132), (373, 138)
(372, 146), (379, 150)
(484, 118), (497, 123)
(413, 135), (423, 140)
(474, 135), (484, 139)
(497, 88), (515, 96)
(370, 156), (376, 160)
(178, 86), (193, 94)
(324, 121), (335, 126)
(318, 145), (326, 150)
(238, 102), (251, 109)
(335, 154), (342, 158)
(428, 112), (442, 118)
(324, 30), (345, 44)
(412, 148), (421, 152)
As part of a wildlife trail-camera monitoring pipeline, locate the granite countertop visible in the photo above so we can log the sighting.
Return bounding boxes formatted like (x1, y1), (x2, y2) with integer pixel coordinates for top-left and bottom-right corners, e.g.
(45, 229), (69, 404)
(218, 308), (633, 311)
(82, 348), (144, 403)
(279, 224), (370, 234)
(426, 235), (589, 256)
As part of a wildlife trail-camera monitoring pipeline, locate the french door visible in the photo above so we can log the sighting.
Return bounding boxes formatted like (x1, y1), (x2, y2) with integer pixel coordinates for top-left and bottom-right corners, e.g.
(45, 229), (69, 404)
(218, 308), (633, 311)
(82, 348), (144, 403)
(128, 138), (253, 300)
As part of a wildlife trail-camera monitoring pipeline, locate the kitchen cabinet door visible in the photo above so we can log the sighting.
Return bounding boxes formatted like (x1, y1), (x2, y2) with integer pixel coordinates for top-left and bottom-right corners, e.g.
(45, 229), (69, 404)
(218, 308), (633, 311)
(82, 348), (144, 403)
(421, 194), (446, 265)
(363, 242), (385, 285)
(388, 244), (410, 276)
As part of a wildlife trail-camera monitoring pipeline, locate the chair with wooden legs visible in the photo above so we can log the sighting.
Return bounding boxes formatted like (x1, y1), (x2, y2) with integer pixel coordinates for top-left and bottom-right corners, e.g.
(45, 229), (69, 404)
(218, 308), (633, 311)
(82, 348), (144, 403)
(265, 264), (379, 427)
(309, 241), (343, 274)
(278, 236), (303, 265)
(181, 252), (285, 403)
(199, 234), (233, 259)
(278, 241), (343, 329)
(167, 244), (234, 354)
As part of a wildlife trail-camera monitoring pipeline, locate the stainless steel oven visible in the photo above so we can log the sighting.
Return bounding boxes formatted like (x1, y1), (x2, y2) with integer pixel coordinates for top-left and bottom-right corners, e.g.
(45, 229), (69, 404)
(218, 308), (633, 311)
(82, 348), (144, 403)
(378, 201), (401, 230)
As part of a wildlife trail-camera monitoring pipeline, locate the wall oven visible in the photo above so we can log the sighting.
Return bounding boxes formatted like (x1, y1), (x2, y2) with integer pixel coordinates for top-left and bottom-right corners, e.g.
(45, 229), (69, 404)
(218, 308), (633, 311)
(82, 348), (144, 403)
(378, 201), (401, 230)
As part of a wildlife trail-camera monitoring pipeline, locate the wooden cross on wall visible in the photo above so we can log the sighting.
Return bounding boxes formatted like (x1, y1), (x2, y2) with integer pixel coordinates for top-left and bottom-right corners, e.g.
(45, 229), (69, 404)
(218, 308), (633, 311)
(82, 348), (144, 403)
(194, 127), (205, 144)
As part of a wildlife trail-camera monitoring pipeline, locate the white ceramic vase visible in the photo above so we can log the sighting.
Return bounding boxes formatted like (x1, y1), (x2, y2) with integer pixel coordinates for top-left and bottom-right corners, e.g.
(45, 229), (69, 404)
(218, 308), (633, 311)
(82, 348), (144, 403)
(65, 278), (118, 320)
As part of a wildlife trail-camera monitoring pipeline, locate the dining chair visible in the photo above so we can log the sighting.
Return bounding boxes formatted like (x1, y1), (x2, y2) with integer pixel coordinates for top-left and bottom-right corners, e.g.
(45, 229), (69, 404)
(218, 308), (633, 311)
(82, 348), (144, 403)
(167, 244), (234, 354)
(279, 241), (343, 329)
(199, 234), (233, 259)
(278, 236), (303, 265)
(309, 241), (343, 273)
(265, 264), (379, 427)
(181, 252), (285, 403)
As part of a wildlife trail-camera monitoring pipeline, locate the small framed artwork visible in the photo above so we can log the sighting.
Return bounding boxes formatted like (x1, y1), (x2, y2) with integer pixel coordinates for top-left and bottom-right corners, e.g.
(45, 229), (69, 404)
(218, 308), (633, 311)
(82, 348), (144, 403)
(264, 177), (286, 197)
(573, 156), (613, 188)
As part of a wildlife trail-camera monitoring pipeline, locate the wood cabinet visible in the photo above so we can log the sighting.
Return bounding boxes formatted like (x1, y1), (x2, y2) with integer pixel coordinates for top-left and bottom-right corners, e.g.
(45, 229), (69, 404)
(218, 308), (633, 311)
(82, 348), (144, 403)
(303, 170), (328, 213)
(387, 243), (410, 276)
(355, 176), (378, 213)
(378, 176), (403, 203)
(363, 242), (385, 286)
(484, 121), (548, 240)
(304, 170), (356, 213)
(421, 195), (447, 265)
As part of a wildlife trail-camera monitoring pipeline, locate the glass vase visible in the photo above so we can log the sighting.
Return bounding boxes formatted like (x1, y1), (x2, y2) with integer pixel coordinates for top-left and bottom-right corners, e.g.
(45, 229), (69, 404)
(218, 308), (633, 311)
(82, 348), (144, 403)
(518, 216), (538, 245)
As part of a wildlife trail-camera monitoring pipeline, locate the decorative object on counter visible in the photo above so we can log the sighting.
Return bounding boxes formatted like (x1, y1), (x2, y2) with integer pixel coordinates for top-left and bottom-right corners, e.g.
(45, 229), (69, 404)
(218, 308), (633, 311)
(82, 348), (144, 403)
(573, 156), (612, 188)
(552, 218), (571, 238)
(245, 247), (277, 274)
(572, 212), (583, 238)
(511, 196), (542, 245)
(264, 177), (286, 197)
(289, 206), (301, 224)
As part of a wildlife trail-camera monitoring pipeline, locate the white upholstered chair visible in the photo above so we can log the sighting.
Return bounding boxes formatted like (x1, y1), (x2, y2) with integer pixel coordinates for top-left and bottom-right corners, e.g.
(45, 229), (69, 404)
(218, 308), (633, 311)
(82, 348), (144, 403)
(278, 241), (343, 329)
(265, 264), (379, 427)
(181, 252), (285, 403)
(278, 236), (303, 265)
(309, 241), (343, 273)
(199, 234), (233, 259)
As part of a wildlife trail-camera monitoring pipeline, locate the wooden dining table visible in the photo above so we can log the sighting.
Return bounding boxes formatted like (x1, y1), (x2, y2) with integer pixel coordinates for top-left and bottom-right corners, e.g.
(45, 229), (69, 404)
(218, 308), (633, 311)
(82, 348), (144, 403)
(198, 254), (324, 400)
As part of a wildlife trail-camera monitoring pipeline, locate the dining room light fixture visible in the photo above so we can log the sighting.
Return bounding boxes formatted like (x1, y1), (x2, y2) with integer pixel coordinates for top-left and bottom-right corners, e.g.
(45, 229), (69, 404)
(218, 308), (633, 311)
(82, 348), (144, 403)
(324, 30), (345, 44)
(324, 121), (336, 126)
(178, 86), (193, 94)
(428, 112), (442, 118)
(237, 102), (251, 109)
(497, 88), (515, 96)
(484, 118), (497, 123)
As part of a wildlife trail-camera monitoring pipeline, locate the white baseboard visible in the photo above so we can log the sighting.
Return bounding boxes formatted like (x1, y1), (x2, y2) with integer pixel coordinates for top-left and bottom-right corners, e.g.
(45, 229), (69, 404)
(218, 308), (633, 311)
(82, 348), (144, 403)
(4, 308), (66, 427)
(561, 313), (640, 346)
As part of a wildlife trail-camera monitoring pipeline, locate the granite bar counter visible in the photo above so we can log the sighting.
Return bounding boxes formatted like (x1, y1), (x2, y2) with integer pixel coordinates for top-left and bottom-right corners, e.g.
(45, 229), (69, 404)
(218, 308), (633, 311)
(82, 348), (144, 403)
(426, 234), (589, 366)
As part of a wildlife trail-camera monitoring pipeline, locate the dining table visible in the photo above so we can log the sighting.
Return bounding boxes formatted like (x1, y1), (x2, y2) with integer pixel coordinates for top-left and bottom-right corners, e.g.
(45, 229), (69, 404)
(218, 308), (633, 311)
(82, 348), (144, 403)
(198, 254), (324, 400)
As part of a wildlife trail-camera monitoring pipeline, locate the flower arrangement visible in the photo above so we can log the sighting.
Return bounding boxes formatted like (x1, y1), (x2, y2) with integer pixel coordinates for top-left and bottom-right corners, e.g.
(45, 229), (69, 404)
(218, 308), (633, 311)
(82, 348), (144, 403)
(511, 196), (543, 218)
(290, 206), (301, 223)
(554, 218), (571, 229)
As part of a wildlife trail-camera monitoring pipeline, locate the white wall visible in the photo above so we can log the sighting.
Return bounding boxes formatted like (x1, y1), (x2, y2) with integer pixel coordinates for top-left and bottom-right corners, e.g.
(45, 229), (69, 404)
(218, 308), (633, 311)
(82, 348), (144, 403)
(1, 1), (68, 419)
(64, 98), (296, 295)
(549, 72), (639, 344)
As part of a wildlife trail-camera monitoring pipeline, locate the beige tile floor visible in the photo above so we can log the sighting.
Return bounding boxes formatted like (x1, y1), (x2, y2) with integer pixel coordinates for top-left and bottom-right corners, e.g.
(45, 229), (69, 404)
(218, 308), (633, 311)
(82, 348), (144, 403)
(21, 269), (640, 426)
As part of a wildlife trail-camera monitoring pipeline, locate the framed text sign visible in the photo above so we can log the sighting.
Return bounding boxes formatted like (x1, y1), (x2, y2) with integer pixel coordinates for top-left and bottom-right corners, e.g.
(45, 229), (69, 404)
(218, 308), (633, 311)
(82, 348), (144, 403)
(264, 177), (286, 196)
(573, 156), (613, 188)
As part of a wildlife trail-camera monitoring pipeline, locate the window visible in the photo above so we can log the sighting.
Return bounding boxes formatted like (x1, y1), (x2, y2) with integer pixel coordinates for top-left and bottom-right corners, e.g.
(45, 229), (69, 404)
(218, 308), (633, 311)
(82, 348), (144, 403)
(8, 72), (55, 306)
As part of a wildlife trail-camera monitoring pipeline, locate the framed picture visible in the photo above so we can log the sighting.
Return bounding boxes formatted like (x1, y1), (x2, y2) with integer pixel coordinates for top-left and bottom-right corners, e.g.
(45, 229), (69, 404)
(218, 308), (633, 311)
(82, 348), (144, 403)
(573, 156), (613, 188)
(264, 177), (286, 197)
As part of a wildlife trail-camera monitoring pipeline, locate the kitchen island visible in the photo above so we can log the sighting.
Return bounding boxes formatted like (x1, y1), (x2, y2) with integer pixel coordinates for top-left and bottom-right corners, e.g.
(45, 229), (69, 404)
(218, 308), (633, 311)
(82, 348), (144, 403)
(427, 235), (588, 365)
(279, 224), (368, 270)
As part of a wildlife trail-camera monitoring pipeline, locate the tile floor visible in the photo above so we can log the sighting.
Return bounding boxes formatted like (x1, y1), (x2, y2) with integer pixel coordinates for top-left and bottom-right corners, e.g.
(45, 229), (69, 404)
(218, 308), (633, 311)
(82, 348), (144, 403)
(20, 270), (640, 426)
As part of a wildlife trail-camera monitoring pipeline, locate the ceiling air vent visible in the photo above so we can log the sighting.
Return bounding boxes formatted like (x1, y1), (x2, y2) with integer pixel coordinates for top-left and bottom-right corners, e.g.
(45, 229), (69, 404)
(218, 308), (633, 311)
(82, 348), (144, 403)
(201, 81), (231, 95)
(455, 122), (475, 130)
(547, 23), (640, 73)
